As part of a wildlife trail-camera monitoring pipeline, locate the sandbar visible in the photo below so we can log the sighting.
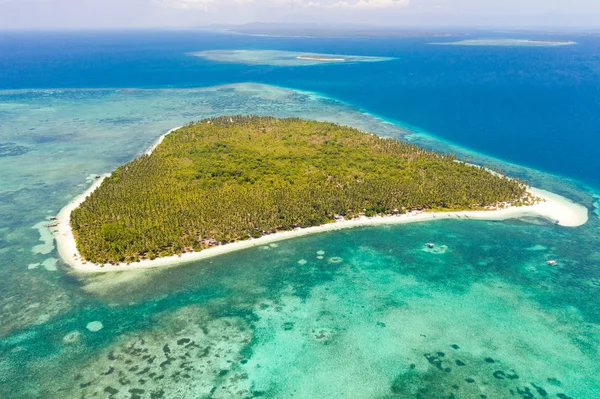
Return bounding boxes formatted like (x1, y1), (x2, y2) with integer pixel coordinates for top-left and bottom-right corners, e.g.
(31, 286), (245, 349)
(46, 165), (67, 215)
(296, 56), (345, 62)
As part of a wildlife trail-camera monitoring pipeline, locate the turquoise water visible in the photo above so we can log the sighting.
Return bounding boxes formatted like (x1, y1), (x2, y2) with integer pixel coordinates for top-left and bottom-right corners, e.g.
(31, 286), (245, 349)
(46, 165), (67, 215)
(1, 31), (600, 398)
(1, 85), (599, 398)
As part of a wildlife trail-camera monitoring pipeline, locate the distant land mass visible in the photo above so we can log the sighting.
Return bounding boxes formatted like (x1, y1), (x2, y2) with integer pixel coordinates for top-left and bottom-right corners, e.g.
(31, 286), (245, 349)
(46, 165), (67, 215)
(493, 28), (600, 36)
(202, 23), (458, 38)
(189, 50), (394, 66)
(69, 116), (532, 265)
(431, 39), (576, 47)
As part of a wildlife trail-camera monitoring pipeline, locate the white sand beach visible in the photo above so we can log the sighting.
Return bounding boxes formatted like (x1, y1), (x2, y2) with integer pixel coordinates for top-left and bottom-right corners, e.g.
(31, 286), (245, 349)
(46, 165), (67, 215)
(146, 126), (182, 155)
(54, 127), (589, 274)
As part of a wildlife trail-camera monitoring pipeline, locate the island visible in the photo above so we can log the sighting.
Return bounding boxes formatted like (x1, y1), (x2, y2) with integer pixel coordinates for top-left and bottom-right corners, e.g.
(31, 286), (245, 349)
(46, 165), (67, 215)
(189, 50), (395, 66)
(430, 39), (577, 47)
(55, 116), (588, 272)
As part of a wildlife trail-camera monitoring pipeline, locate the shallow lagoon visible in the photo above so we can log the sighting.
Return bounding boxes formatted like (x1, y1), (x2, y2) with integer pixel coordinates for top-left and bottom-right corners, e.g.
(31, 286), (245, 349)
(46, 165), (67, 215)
(1, 84), (600, 398)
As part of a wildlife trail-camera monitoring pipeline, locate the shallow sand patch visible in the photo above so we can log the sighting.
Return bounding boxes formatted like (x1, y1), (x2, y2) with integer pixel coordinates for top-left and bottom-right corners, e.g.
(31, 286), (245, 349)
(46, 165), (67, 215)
(41, 258), (57, 271)
(31, 221), (55, 255)
(86, 321), (104, 332)
(526, 244), (548, 251)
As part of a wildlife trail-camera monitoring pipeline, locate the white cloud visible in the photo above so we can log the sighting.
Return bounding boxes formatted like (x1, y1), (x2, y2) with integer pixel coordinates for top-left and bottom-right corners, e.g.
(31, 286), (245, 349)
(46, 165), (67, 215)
(5, 0), (598, 29)
(163, 0), (409, 10)
(161, 0), (215, 10)
(324, 0), (410, 8)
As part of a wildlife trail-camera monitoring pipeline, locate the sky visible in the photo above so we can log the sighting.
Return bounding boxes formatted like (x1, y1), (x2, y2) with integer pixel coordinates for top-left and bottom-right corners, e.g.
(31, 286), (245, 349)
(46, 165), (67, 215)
(1, 0), (600, 29)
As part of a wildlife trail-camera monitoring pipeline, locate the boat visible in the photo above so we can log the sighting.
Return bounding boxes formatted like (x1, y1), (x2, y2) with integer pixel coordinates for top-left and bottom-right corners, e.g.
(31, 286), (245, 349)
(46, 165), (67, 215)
(426, 243), (435, 248)
(45, 222), (59, 228)
(546, 260), (557, 266)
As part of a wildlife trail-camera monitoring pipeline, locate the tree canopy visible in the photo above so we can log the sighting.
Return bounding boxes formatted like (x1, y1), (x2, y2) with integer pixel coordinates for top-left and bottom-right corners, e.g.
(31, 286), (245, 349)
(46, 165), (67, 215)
(71, 116), (530, 264)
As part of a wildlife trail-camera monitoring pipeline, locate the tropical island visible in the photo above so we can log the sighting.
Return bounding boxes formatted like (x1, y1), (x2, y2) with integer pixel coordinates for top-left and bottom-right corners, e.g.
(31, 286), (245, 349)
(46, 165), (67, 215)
(55, 116), (587, 272)
(430, 39), (576, 47)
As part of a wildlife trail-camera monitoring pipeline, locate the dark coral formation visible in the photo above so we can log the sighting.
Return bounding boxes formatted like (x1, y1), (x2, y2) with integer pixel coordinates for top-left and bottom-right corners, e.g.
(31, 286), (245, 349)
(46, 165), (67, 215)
(0, 142), (29, 158)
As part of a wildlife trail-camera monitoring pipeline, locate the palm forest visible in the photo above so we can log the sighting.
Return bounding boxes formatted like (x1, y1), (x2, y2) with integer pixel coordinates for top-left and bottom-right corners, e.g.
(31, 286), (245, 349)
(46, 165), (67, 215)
(70, 116), (532, 264)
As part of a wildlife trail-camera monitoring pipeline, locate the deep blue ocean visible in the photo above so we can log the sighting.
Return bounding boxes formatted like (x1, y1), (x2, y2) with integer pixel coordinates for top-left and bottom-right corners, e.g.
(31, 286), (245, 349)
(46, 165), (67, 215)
(2, 30), (599, 190)
(2, 30), (600, 398)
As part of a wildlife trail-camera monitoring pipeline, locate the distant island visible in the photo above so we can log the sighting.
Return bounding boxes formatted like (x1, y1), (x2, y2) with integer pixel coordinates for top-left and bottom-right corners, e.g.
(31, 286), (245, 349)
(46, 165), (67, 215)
(189, 50), (395, 66)
(431, 39), (576, 47)
(55, 116), (587, 272)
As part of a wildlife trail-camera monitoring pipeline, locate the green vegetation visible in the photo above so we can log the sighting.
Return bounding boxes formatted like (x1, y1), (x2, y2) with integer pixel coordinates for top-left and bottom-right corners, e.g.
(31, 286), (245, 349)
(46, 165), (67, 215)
(71, 116), (530, 264)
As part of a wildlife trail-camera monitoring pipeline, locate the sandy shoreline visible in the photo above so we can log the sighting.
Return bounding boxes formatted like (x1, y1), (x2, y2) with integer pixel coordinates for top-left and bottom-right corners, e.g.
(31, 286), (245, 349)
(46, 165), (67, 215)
(146, 126), (182, 155)
(54, 127), (589, 274)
